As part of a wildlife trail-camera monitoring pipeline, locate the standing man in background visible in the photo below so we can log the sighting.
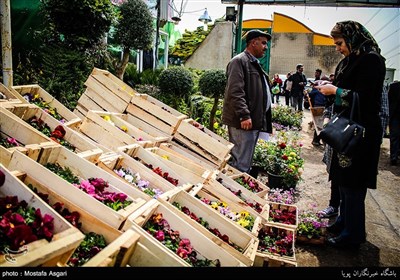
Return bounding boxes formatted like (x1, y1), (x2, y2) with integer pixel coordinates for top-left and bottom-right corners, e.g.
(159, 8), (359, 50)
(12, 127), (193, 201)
(289, 64), (307, 111)
(222, 29), (273, 173)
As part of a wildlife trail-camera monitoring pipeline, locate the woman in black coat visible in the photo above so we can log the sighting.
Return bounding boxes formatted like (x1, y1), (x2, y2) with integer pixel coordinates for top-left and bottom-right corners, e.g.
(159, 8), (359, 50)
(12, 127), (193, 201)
(316, 21), (386, 249)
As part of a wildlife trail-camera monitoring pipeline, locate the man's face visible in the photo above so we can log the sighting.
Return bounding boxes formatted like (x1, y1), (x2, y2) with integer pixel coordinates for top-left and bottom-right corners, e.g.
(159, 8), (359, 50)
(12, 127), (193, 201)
(251, 36), (269, 58)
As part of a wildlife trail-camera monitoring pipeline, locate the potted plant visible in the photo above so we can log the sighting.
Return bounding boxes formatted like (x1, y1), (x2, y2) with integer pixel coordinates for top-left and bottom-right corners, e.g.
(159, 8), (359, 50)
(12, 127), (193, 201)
(253, 131), (304, 190)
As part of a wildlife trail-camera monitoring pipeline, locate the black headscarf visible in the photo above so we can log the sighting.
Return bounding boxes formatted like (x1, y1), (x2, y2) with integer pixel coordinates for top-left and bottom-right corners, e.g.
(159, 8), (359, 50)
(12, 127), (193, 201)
(330, 20), (381, 55)
(331, 21), (384, 84)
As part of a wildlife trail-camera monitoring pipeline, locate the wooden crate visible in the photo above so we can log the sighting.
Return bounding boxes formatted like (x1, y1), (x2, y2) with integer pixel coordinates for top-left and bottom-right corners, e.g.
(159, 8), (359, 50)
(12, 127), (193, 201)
(4, 103), (103, 162)
(74, 68), (136, 118)
(229, 172), (270, 198)
(253, 254), (297, 267)
(119, 112), (173, 143)
(158, 189), (259, 266)
(0, 165), (84, 267)
(221, 164), (243, 176)
(267, 202), (298, 230)
(78, 110), (164, 149)
(11, 169), (139, 267)
(207, 174), (270, 219)
(7, 149), (150, 230)
(96, 151), (177, 200)
(188, 183), (263, 236)
(158, 142), (223, 172)
(125, 94), (187, 135)
(173, 118), (233, 167)
(255, 223), (296, 264)
(0, 107), (61, 165)
(0, 82), (23, 103)
(123, 200), (246, 267)
(146, 146), (216, 181)
(11, 84), (81, 127)
(119, 144), (206, 188)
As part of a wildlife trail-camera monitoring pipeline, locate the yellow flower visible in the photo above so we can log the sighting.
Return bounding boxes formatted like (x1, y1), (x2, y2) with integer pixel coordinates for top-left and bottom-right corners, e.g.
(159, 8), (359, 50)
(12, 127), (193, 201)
(237, 218), (250, 228)
(103, 115), (111, 122)
(240, 211), (250, 218)
(120, 125), (128, 132)
(210, 201), (218, 209)
(162, 155), (169, 160)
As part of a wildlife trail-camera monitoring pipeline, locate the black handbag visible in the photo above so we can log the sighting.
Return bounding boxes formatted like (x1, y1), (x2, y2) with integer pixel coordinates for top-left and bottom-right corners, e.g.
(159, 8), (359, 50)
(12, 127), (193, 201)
(319, 92), (365, 157)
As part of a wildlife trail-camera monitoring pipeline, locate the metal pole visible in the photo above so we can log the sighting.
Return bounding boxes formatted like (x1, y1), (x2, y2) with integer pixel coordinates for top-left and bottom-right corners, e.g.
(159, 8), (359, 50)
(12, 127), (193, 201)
(235, 0), (244, 56)
(1, 0), (13, 87)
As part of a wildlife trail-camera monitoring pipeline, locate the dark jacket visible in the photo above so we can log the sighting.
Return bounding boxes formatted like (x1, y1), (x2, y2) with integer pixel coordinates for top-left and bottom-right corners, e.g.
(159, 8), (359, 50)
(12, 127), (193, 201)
(329, 51), (386, 189)
(222, 51), (272, 133)
(289, 71), (307, 97)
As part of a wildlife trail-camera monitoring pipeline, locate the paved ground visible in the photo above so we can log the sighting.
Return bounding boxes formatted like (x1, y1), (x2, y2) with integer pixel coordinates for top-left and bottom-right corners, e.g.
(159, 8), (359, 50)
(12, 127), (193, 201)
(280, 109), (400, 267)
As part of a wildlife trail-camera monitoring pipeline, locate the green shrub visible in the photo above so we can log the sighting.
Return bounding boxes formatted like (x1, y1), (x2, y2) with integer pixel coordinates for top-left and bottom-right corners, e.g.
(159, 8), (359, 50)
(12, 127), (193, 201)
(158, 67), (194, 109)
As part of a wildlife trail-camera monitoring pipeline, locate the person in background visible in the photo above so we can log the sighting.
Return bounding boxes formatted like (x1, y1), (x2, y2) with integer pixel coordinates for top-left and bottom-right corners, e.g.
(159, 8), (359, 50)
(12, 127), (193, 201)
(283, 72), (292, 106)
(316, 21), (386, 249)
(222, 29), (273, 174)
(289, 64), (307, 111)
(388, 80), (400, 166)
(314, 68), (322, 81)
(271, 73), (283, 104)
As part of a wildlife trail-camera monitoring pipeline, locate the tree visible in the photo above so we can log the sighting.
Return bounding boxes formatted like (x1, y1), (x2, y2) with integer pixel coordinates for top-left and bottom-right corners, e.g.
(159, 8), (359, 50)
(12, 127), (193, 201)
(40, 0), (115, 50)
(113, 0), (154, 79)
(198, 69), (226, 131)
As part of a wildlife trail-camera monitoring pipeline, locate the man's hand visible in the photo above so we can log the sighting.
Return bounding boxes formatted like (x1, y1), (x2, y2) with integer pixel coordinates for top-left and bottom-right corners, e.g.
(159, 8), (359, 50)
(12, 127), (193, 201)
(241, 119), (252, 130)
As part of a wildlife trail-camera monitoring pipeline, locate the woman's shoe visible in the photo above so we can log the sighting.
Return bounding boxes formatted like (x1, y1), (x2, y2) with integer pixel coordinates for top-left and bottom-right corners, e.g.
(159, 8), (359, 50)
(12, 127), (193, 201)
(318, 206), (338, 218)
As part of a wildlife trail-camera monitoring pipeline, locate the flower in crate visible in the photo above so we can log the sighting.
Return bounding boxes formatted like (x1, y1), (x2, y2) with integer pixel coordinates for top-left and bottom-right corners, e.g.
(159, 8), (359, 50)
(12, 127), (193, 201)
(234, 175), (263, 193)
(0, 137), (19, 148)
(75, 178), (132, 211)
(197, 196), (255, 231)
(269, 206), (297, 226)
(114, 167), (163, 198)
(68, 232), (107, 267)
(223, 186), (263, 213)
(27, 117), (76, 151)
(143, 212), (220, 267)
(144, 163), (179, 186)
(257, 225), (294, 257)
(173, 202), (243, 252)
(0, 195), (55, 252)
(24, 93), (64, 121)
(297, 210), (328, 239)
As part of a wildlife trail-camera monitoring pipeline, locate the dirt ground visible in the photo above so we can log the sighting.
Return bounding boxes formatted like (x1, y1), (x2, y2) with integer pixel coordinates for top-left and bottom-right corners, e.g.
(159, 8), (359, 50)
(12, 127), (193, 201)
(266, 109), (400, 267)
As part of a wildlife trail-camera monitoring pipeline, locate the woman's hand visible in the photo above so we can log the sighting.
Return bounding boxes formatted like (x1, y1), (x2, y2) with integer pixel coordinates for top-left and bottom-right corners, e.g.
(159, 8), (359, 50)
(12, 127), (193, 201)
(315, 84), (337, 96)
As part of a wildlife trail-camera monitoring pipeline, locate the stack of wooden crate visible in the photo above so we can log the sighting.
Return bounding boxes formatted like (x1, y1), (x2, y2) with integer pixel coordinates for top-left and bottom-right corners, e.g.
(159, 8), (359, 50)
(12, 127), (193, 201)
(0, 67), (302, 267)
